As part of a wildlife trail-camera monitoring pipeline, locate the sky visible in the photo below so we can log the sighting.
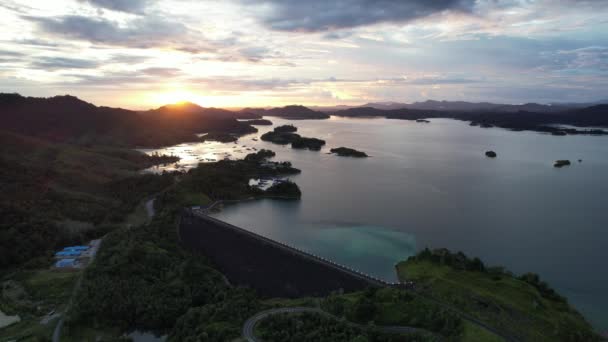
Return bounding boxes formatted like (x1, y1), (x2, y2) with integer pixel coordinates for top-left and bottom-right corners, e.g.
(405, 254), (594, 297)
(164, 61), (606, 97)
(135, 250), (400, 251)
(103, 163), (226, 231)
(1, 0), (607, 109)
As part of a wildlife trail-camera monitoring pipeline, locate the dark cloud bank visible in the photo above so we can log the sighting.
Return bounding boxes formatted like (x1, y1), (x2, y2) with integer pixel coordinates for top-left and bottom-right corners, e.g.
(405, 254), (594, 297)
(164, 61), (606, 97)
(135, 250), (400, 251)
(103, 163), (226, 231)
(241, 0), (475, 31)
(77, 0), (151, 14)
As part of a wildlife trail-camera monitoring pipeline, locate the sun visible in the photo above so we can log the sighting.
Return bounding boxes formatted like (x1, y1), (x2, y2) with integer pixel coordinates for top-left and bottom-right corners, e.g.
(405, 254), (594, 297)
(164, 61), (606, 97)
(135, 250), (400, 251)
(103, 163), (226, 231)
(152, 89), (204, 106)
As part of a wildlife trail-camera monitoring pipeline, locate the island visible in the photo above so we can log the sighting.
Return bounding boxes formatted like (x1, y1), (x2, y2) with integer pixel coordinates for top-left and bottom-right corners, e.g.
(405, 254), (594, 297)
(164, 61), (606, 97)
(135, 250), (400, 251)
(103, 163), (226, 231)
(264, 180), (302, 199)
(291, 137), (326, 151)
(485, 150), (497, 158)
(145, 152), (181, 166)
(244, 149), (276, 162)
(554, 160), (571, 168)
(242, 119), (273, 126)
(416, 119), (431, 123)
(273, 124), (298, 133)
(260, 130), (301, 145)
(261, 125), (326, 151)
(330, 147), (368, 158)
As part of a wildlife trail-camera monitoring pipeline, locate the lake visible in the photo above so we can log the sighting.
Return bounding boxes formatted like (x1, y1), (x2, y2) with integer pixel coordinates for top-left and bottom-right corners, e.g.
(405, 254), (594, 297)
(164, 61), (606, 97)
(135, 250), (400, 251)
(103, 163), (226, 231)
(145, 116), (608, 331)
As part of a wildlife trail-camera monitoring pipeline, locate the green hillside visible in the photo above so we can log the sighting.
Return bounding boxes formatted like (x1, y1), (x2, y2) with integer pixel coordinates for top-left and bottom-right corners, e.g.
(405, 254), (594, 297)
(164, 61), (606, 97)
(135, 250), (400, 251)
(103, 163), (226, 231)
(0, 131), (175, 269)
(396, 249), (599, 341)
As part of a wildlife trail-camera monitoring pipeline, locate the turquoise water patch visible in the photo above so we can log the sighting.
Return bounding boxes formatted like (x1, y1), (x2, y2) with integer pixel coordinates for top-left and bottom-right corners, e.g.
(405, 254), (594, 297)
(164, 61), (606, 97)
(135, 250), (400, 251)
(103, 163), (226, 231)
(296, 225), (416, 282)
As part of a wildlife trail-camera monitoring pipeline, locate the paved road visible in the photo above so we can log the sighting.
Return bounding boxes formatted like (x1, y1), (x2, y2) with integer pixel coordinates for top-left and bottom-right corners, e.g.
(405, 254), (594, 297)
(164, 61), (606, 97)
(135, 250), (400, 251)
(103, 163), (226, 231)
(242, 307), (438, 342)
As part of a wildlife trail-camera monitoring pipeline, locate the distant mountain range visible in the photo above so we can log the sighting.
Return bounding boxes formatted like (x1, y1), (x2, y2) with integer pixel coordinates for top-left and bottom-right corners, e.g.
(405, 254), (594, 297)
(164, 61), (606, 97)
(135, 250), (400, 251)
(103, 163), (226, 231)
(330, 104), (608, 135)
(1, 93), (606, 146)
(242, 105), (329, 119)
(310, 99), (608, 113)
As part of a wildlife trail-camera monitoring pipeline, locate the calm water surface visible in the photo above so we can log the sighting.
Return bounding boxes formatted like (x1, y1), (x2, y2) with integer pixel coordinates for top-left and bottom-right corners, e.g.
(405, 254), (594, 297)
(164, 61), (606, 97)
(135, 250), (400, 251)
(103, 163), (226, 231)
(146, 117), (608, 330)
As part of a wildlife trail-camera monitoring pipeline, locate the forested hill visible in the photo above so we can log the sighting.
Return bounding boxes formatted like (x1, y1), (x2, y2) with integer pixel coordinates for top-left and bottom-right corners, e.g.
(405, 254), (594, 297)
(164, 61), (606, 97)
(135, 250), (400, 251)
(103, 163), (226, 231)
(0, 93), (257, 147)
(0, 130), (176, 269)
(331, 104), (608, 134)
(241, 105), (330, 119)
(238, 102), (608, 134)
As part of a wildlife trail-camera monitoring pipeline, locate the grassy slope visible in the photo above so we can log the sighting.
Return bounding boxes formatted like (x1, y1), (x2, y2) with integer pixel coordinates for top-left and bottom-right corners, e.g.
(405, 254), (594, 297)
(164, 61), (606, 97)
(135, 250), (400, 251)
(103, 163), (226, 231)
(461, 321), (505, 342)
(396, 259), (597, 341)
(0, 270), (79, 341)
(254, 311), (431, 342)
(319, 288), (462, 340)
(264, 291), (503, 342)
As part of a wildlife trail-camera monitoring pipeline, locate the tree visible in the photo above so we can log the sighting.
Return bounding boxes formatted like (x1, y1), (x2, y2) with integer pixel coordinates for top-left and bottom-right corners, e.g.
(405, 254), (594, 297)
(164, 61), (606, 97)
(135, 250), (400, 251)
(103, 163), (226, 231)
(351, 297), (377, 323)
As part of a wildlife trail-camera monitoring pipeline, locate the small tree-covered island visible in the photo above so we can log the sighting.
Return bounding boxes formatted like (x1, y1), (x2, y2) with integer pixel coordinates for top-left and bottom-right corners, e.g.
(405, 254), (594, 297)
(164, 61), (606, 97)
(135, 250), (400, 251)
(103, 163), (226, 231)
(331, 147), (369, 158)
(485, 150), (497, 158)
(261, 125), (327, 151)
(243, 118), (274, 126)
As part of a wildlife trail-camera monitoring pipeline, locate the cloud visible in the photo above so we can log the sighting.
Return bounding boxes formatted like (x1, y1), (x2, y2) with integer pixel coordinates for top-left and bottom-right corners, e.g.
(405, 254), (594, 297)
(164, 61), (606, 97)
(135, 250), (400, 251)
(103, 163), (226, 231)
(30, 56), (99, 70)
(12, 38), (61, 48)
(24, 14), (215, 53)
(239, 0), (475, 32)
(139, 67), (182, 76)
(237, 46), (273, 62)
(323, 31), (354, 40)
(187, 75), (482, 93)
(60, 68), (181, 87)
(189, 77), (305, 91)
(197, 44), (295, 65)
(22, 13), (281, 62)
(106, 54), (151, 65)
(76, 0), (152, 14)
(403, 76), (481, 85)
(0, 49), (25, 57)
(558, 46), (608, 71)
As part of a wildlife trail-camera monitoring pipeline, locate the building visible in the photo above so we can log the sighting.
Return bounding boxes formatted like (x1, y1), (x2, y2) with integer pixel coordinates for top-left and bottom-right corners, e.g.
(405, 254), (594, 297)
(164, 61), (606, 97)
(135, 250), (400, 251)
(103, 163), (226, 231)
(55, 245), (90, 258)
(63, 246), (89, 251)
(55, 250), (82, 257)
(55, 258), (77, 268)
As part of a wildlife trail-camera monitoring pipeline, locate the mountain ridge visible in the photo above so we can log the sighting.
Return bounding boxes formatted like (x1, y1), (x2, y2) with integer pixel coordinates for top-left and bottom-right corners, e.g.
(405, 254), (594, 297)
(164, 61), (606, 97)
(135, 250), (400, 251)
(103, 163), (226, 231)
(0, 93), (257, 147)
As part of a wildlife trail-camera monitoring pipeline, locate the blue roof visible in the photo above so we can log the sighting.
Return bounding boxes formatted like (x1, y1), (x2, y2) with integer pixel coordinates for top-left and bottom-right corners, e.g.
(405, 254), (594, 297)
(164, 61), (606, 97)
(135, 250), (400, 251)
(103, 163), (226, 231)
(56, 251), (81, 257)
(55, 259), (77, 267)
(63, 246), (89, 251)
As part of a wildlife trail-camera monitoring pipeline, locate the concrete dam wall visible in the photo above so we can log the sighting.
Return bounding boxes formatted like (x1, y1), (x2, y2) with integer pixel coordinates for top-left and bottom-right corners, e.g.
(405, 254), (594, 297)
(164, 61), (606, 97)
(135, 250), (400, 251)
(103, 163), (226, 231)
(179, 209), (388, 298)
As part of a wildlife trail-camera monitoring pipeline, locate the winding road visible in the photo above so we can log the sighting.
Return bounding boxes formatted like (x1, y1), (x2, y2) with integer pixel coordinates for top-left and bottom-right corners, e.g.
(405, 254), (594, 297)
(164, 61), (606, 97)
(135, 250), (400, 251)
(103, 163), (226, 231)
(242, 307), (439, 342)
